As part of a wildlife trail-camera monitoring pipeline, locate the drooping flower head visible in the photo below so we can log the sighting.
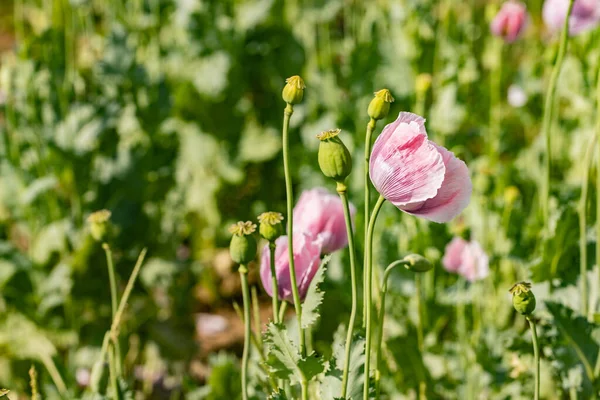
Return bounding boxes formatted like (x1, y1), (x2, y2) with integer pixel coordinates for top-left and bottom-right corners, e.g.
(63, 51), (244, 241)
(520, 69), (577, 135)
(293, 187), (356, 254)
(543, 0), (600, 35)
(490, 1), (529, 43)
(442, 237), (489, 282)
(260, 232), (322, 301)
(369, 112), (472, 223)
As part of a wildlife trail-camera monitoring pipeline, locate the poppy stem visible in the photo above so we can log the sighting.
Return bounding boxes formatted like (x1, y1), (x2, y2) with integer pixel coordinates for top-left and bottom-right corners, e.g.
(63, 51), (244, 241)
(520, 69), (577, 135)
(579, 136), (596, 319)
(338, 186), (359, 398)
(374, 260), (409, 399)
(364, 195), (386, 400)
(363, 117), (377, 328)
(269, 242), (280, 324)
(282, 103), (306, 356)
(526, 316), (540, 400)
(415, 273), (426, 399)
(541, 0), (574, 232)
(102, 243), (122, 377)
(239, 265), (251, 400)
(595, 62), (600, 316)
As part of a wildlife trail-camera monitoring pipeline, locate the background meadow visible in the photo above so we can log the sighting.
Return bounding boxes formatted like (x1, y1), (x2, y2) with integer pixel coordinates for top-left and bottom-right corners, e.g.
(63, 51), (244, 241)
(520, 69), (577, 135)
(0, 0), (600, 399)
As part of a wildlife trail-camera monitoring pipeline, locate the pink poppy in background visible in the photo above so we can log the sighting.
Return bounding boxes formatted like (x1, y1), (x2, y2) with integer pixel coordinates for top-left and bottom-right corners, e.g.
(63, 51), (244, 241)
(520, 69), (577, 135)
(442, 237), (489, 282)
(490, 1), (529, 42)
(294, 187), (356, 254)
(369, 112), (472, 223)
(260, 232), (322, 301)
(543, 0), (600, 35)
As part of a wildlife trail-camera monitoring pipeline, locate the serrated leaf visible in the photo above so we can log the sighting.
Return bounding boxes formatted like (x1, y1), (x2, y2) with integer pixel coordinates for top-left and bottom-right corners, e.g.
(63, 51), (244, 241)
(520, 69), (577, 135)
(301, 255), (330, 329)
(264, 323), (324, 385)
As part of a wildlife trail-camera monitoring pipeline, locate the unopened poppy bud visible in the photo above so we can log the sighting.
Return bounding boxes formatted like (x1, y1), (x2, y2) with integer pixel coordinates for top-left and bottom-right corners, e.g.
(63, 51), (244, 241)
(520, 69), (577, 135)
(403, 254), (433, 272)
(87, 209), (111, 241)
(368, 89), (394, 120)
(282, 75), (305, 105)
(257, 212), (284, 242)
(229, 221), (257, 264)
(90, 361), (109, 394)
(509, 282), (536, 315)
(317, 129), (353, 184)
(415, 74), (432, 95)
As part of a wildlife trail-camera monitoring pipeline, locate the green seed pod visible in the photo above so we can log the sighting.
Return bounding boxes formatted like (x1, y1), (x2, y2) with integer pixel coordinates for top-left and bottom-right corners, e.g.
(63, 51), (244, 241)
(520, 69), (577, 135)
(90, 361), (109, 394)
(509, 282), (536, 315)
(282, 75), (305, 105)
(317, 129), (353, 183)
(229, 221), (257, 264)
(403, 254), (433, 272)
(87, 209), (112, 241)
(367, 89), (394, 120)
(257, 212), (284, 242)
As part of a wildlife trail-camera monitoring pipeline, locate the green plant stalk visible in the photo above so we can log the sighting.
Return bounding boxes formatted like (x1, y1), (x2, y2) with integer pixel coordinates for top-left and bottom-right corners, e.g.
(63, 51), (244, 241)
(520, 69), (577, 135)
(108, 341), (122, 400)
(375, 260), (409, 398)
(579, 136), (596, 319)
(103, 244), (122, 376)
(282, 103), (306, 356)
(541, 0), (575, 229)
(251, 286), (262, 348)
(364, 195), (386, 400)
(269, 242), (280, 323)
(415, 273), (426, 398)
(527, 317), (540, 400)
(279, 301), (288, 322)
(489, 38), (503, 164)
(596, 63), (600, 316)
(339, 187), (359, 398)
(40, 354), (67, 397)
(239, 265), (251, 400)
(363, 117), (377, 328)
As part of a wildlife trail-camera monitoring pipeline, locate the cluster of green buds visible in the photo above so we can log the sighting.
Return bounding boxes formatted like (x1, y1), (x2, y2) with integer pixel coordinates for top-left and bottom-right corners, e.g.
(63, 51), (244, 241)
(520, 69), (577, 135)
(317, 129), (353, 191)
(87, 209), (112, 241)
(403, 254), (433, 272)
(257, 211), (284, 243)
(282, 75), (306, 105)
(229, 221), (257, 265)
(509, 282), (536, 316)
(368, 89), (394, 121)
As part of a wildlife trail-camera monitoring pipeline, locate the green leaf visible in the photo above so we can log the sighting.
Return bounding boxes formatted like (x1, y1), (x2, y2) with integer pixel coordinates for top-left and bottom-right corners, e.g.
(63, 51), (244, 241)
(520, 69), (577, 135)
(301, 255), (330, 329)
(263, 323), (324, 384)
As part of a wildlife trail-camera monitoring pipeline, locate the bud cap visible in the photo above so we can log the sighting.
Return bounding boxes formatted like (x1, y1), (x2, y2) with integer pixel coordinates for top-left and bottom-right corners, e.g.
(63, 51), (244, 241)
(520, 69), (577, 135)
(229, 221), (257, 265)
(403, 254), (433, 272)
(282, 75), (305, 105)
(257, 212), (284, 242)
(368, 89), (394, 120)
(317, 129), (353, 183)
(509, 281), (536, 315)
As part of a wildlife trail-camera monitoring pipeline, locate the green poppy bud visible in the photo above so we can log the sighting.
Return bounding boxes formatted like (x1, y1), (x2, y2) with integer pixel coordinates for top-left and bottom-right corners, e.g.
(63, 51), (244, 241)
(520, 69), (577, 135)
(282, 75), (305, 105)
(90, 361), (109, 394)
(257, 212), (284, 242)
(509, 282), (536, 315)
(403, 254), (433, 272)
(87, 209), (112, 241)
(367, 89), (394, 120)
(229, 221), (257, 265)
(317, 129), (353, 184)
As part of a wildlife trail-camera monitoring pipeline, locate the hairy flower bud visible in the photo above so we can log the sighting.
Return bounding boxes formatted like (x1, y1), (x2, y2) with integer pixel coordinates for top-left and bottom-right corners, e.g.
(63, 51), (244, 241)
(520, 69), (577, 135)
(229, 221), (257, 265)
(282, 75), (305, 105)
(257, 212), (284, 242)
(368, 89), (394, 120)
(317, 129), (353, 184)
(87, 209), (111, 241)
(510, 282), (536, 315)
(403, 254), (433, 272)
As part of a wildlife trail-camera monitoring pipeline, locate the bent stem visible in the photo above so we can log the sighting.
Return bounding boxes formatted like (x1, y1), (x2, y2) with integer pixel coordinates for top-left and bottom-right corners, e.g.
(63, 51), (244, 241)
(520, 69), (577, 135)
(282, 103), (306, 355)
(239, 265), (251, 400)
(541, 0), (575, 230)
(338, 185), (359, 398)
(364, 195), (386, 400)
(374, 260), (409, 399)
(527, 316), (540, 400)
(103, 243), (122, 376)
(269, 242), (280, 323)
(363, 117), (377, 328)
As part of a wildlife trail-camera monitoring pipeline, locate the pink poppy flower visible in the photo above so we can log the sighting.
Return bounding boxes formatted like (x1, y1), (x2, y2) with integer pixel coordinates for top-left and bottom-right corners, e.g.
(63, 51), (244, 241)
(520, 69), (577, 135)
(260, 232), (323, 301)
(543, 0), (600, 35)
(490, 1), (529, 43)
(442, 237), (489, 282)
(294, 187), (356, 254)
(369, 112), (472, 223)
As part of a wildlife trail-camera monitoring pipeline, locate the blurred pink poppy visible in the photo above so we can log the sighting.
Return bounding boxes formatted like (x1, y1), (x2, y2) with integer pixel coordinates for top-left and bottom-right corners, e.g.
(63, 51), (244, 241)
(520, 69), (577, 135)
(369, 112), (472, 223)
(490, 1), (529, 42)
(260, 232), (323, 301)
(442, 237), (489, 282)
(543, 0), (600, 35)
(294, 187), (356, 254)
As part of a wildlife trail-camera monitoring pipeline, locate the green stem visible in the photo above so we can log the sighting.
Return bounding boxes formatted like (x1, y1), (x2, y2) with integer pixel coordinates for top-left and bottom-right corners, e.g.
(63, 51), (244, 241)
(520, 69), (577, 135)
(338, 185), (359, 398)
(541, 0), (575, 229)
(363, 118), (377, 328)
(108, 341), (122, 400)
(375, 260), (409, 399)
(269, 242), (280, 323)
(595, 62), (600, 315)
(579, 136), (596, 319)
(103, 244), (122, 376)
(415, 273), (427, 399)
(364, 195), (386, 400)
(239, 265), (251, 400)
(279, 301), (288, 322)
(527, 317), (540, 400)
(40, 354), (67, 397)
(489, 38), (503, 165)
